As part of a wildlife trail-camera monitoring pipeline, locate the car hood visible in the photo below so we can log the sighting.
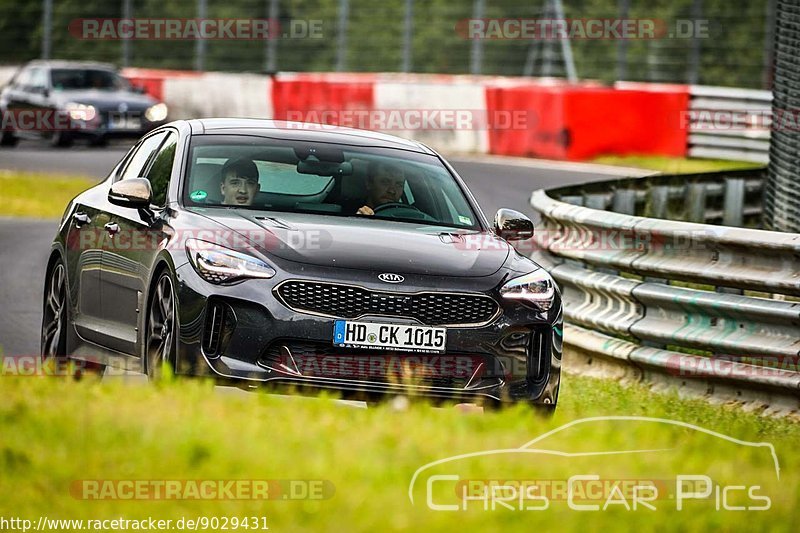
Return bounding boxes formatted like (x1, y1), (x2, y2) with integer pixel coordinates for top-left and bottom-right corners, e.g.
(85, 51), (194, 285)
(193, 209), (511, 277)
(52, 89), (157, 111)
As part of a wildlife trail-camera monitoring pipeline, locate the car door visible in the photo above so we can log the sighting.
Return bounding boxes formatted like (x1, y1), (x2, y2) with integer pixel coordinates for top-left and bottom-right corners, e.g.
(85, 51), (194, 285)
(98, 131), (169, 354)
(64, 188), (116, 348)
(2, 67), (34, 135)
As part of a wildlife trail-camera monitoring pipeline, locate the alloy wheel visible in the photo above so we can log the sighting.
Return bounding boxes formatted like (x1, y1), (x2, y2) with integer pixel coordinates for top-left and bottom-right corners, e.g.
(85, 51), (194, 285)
(146, 273), (176, 379)
(41, 262), (66, 358)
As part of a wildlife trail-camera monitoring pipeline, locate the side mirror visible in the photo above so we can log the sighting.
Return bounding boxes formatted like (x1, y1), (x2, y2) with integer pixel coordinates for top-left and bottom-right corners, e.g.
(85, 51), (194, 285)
(109, 178), (152, 208)
(494, 208), (534, 241)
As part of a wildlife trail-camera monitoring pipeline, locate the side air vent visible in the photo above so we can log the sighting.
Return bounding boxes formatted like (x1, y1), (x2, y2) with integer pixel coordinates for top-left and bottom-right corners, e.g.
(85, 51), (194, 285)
(202, 300), (236, 358)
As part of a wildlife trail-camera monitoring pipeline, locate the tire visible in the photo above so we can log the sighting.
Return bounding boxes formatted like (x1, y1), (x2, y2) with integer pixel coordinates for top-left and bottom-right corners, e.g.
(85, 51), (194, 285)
(145, 271), (178, 380)
(0, 130), (18, 147)
(41, 260), (104, 379)
(41, 261), (68, 360)
(51, 131), (74, 148)
(530, 403), (557, 418)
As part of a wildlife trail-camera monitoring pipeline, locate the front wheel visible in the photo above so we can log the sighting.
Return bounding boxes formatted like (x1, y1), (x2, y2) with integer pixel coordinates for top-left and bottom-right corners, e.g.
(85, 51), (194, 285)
(41, 261), (67, 359)
(41, 260), (104, 378)
(51, 131), (74, 148)
(145, 271), (178, 380)
(0, 129), (18, 147)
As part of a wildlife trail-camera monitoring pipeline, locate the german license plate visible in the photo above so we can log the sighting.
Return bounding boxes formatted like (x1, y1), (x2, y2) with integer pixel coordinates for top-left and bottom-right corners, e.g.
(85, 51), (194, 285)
(109, 116), (141, 130)
(333, 320), (446, 354)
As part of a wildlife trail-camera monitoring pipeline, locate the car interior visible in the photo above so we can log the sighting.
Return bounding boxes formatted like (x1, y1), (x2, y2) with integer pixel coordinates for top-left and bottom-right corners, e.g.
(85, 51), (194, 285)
(184, 144), (475, 228)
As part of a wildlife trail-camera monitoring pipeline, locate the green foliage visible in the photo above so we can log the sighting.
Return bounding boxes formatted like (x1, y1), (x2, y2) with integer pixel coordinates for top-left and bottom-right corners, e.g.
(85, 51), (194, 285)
(0, 372), (796, 530)
(0, 170), (94, 218)
(0, 0), (772, 88)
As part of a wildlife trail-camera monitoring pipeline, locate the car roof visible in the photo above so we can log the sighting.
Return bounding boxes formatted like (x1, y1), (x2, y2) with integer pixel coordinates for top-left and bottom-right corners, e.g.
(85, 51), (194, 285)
(24, 60), (118, 71)
(186, 118), (436, 155)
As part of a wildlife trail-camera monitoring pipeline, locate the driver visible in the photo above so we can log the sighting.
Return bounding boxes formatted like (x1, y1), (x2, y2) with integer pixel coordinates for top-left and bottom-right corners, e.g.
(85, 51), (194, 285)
(357, 161), (406, 215)
(220, 157), (260, 206)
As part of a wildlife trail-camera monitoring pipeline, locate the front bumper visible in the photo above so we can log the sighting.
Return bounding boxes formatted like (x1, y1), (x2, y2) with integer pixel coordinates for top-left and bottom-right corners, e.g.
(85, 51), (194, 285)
(173, 263), (562, 406)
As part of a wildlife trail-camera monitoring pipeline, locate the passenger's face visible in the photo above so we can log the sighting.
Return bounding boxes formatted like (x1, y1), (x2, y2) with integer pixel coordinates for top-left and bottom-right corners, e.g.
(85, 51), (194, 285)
(221, 171), (259, 206)
(367, 166), (405, 206)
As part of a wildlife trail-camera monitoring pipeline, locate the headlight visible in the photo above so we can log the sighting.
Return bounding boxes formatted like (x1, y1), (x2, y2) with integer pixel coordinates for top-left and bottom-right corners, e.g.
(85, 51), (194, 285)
(500, 269), (555, 311)
(145, 103), (168, 122)
(65, 102), (96, 121)
(186, 238), (276, 284)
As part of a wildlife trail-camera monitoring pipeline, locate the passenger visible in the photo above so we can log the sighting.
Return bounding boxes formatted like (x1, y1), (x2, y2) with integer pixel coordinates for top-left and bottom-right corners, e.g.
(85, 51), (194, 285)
(220, 157), (260, 206)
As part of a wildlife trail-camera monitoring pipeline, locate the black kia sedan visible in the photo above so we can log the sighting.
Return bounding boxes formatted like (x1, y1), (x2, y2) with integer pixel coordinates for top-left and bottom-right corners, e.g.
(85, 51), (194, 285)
(1, 60), (167, 147)
(42, 119), (562, 410)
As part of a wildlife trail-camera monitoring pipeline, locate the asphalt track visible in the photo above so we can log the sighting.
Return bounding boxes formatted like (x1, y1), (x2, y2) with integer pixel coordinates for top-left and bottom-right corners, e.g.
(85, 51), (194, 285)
(0, 138), (639, 357)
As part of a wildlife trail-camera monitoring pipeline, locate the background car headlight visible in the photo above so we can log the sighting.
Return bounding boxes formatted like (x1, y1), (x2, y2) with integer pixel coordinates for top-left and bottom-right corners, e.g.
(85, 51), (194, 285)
(186, 238), (275, 284)
(500, 269), (556, 311)
(145, 103), (168, 122)
(65, 102), (96, 121)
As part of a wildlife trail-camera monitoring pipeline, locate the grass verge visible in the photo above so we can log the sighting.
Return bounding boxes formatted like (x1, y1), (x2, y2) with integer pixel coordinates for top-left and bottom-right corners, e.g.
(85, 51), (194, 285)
(0, 170), (95, 218)
(591, 155), (764, 174)
(0, 372), (796, 531)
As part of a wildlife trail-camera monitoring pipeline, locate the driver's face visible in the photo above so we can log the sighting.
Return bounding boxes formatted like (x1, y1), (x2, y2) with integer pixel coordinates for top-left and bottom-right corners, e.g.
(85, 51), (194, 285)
(367, 167), (405, 207)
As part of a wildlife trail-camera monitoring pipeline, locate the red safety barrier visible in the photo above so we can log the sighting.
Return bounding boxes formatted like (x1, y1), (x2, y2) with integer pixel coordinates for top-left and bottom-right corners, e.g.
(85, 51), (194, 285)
(486, 83), (690, 160)
(121, 68), (203, 102)
(271, 74), (375, 125)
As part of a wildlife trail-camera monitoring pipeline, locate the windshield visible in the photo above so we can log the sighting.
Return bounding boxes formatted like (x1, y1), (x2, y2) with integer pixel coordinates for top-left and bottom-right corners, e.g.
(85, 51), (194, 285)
(183, 134), (481, 230)
(51, 69), (130, 91)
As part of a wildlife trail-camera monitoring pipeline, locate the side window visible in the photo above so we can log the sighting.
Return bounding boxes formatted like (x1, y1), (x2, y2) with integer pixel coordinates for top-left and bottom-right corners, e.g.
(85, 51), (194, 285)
(145, 132), (177, 206)
(29, 68), (47, 91)
(118, 132), (167, 181)
(13, 68), (32, 89)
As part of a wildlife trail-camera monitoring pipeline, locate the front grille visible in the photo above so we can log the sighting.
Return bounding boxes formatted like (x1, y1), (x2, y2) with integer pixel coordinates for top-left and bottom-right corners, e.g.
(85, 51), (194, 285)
(275, 281), (500, 326)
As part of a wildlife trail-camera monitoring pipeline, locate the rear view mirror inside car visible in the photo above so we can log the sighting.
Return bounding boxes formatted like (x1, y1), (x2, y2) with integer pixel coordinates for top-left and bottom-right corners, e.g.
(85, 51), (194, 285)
(297, 158), (353, 176)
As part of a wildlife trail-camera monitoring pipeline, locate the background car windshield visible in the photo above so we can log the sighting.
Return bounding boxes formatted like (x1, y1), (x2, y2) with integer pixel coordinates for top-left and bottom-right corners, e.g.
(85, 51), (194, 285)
(51, 69), (129, 91)
(183, 135), (480, 229)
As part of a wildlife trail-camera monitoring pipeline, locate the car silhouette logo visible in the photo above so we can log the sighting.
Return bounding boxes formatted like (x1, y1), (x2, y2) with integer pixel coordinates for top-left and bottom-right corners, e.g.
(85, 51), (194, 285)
(118, 103), (128, 113)
(378, 273), (404, 283)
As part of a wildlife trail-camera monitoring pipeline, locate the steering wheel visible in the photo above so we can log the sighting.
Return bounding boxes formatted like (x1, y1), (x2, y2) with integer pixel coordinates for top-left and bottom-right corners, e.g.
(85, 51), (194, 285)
(372, 202), (436, 221)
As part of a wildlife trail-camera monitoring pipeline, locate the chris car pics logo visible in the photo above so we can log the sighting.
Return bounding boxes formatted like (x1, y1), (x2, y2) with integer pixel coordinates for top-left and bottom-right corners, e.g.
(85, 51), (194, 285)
(409, 416), (778, 512)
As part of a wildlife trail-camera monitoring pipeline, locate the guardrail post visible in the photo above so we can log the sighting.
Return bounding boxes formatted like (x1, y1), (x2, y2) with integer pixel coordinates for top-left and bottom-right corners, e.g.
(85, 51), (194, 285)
(649, 185), (669, 219)
(723, 177), (746, 227)
(584, 193), (607, 210)
(612, 189), (637, 215)
(687, 182), (707, 222)
(561, 195), (584, 206)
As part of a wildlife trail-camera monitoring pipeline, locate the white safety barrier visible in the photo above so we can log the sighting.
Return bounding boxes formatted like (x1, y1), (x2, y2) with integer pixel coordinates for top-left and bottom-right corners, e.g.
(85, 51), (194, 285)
(373, 80), (489, 154)
(164, 72), (272, 120)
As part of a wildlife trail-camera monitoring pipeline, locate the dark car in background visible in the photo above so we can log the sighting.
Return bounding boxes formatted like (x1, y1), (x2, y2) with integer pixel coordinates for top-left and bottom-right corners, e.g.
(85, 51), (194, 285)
(41, 119), (562, 410)
(0, 60), (168, 147)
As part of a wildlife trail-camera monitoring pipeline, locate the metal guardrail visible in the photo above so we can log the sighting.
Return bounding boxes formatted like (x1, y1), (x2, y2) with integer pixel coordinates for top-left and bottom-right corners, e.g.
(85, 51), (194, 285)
(529, 168), (800, 413)
(687, 85), (772, 164)
(766, 0), (800, 233)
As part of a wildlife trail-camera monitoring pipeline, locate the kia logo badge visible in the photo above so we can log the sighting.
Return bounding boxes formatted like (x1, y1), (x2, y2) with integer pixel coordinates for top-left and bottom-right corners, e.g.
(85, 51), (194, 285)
(378, 273), (404, 283)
